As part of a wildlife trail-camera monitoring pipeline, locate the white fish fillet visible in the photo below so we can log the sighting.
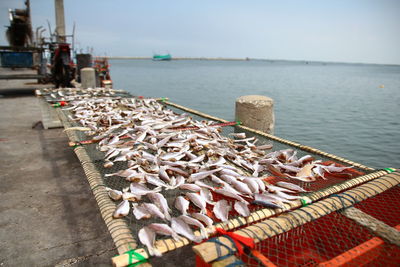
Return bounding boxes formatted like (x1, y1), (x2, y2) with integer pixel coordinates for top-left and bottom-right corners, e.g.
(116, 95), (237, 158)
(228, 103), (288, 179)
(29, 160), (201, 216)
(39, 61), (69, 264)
(148, 223), (180, 241)
(138, 226), (162, 256)
(171, 217), (202, 243)
(113, 200), (130, 218)
(234, 201), (251, 217)
(147, 192), (172, 220)
(179, 215), (208, 238)
(213, 200), (231, 222)
(186, 192), (207, 214)
(175, 196), (190, 215)
(192, 212), (214, 227)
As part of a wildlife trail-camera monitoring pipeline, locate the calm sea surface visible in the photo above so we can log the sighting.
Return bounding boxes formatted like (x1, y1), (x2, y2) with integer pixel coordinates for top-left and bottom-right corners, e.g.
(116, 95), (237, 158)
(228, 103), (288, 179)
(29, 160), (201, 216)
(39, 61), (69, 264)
(110, 59), (400, 169)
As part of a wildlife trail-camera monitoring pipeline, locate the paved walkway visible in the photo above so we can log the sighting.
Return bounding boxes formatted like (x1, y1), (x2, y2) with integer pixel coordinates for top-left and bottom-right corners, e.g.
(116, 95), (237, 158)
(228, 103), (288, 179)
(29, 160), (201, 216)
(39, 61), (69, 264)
(0, 73), (117, 266)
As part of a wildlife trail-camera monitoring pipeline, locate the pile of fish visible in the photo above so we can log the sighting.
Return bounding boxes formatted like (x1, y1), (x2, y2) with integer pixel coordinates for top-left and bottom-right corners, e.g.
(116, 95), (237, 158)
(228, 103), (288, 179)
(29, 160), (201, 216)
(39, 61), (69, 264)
(38, 87), (126, 102)
(64, 96), (352, 256)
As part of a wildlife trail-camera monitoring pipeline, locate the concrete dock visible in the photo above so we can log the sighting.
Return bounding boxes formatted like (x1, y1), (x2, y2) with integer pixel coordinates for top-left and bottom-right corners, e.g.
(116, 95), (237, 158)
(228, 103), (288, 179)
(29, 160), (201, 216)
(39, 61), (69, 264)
(0, 68), (116, 266)
(0, 68), (195, 267)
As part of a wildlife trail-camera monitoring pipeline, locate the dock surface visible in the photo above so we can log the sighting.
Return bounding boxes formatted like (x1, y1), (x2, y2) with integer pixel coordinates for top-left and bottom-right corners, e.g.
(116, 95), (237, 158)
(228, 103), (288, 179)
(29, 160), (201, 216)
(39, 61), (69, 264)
(0, 68), (116, 266)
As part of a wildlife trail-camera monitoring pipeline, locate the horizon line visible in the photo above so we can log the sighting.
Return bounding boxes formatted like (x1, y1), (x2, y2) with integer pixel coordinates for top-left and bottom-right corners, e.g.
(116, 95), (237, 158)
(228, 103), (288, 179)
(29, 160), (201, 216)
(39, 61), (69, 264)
(102, 56), (400, 67)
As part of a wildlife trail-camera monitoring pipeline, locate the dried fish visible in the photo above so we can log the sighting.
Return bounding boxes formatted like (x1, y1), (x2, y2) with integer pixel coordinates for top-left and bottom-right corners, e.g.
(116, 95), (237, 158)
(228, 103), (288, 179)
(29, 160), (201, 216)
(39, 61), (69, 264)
(171, 217), (202, 243)
(147, 192), (172, 221)
(186, 192), (208, 214)
(275, 181), (307, 192)
(192, 212), (214, 227)
(113, 200), (130, 218)
(175, 196), (190, 215)
(148, 223), (180, 242)
(138, 226), (162, 256)
(179, 215), (208, 238)
(213, 200), (231, 222)
(234, 201), (251, 217)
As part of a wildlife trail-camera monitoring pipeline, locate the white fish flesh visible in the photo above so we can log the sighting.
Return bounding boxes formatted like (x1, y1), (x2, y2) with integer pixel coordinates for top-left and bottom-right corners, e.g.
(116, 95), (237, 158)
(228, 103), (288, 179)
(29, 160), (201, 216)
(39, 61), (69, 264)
(275, 190), (302, 200)
(200, 188), (215, 205)
(194, 180), (215, 191)
(266, 184), (297, 194)
(215, 188), (249, 204)
(187, 168), (222, 182)
(113, 200), (130, 218)
(242, 178), (260, 193)
(229, 133), (246, 138)
(234, 201), (251, 217)
(148, 223), (180, 242)
(147, 192), (172, 220)
(231, 180), (253, 195)
(320, 164), (352, 173)
(192, 212), (214, 227)
(186, 192), (208, 214)
(108, 189), (122, 201)
(275, 181), (307, 192)
(175, 196), (190, 215)
(132, 203), (151, 220)
(178, 215), (208, 238)
(171, 217), (202, 243)
(142, 203), (166, 220)
(138, 226), (162, 256)
(130, 183), (160, 196)
(179, 183), (202, 192)
(213, 200), (231, 222)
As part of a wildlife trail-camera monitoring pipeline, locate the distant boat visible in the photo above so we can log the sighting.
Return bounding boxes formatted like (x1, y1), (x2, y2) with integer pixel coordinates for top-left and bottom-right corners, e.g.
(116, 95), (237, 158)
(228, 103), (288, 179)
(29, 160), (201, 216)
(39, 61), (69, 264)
(153, 53), (172, 61)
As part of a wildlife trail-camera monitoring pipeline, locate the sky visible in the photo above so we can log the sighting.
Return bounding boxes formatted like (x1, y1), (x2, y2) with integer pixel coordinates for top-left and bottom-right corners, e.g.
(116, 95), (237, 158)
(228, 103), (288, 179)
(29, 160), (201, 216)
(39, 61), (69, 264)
(1, 0), (399, 64)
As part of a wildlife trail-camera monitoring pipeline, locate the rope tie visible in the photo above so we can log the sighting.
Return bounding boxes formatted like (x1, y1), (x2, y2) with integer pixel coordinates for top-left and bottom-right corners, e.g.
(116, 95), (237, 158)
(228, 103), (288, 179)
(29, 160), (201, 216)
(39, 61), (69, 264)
(124, 250), (147, 267)
(205, 228), (255, 264)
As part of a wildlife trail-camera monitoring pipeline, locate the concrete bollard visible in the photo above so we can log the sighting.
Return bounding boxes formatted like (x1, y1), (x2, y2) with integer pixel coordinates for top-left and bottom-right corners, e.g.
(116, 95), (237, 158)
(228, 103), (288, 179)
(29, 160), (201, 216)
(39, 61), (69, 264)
(80, 67), (96, 88)
(235, 95), (275, 134)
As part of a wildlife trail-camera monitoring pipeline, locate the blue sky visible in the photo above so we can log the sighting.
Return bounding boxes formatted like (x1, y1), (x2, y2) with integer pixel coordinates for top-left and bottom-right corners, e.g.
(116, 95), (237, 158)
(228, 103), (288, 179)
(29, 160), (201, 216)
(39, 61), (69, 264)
(1, 0), (399, 64)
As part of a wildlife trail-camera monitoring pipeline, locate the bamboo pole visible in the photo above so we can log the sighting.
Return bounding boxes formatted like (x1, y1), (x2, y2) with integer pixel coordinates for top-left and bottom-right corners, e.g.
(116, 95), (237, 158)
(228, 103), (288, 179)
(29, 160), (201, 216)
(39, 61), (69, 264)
(56, 109), (137, 254)
(192, 171), (400, 263)
(165, 101), (374, 171)
(340, 207), (400, 246)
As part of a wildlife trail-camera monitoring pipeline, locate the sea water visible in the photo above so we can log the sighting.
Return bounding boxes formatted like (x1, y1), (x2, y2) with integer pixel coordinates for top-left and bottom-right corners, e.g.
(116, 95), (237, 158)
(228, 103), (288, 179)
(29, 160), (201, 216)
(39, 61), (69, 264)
(110, 59), (400, 169)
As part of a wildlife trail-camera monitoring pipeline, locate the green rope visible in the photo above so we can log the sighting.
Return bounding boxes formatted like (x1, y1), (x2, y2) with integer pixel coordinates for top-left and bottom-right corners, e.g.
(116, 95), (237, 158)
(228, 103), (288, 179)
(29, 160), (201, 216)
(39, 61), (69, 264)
(125, 250), (147, 267)
(300, 198), (309, 207)
(383, 168), (396, 173)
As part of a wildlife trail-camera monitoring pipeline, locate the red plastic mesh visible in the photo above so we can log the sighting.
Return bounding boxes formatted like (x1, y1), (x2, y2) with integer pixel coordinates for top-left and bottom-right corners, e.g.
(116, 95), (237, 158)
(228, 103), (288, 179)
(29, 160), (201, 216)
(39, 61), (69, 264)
(240, 212), (400, 267)
(265, 161), (365, 192)
(354, 185), (400, 227)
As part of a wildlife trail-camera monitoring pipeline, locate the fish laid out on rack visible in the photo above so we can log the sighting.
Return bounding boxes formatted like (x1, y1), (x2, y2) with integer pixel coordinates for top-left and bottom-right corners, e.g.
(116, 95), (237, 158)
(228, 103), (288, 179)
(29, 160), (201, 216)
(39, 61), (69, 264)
(63, 96), (354, 256)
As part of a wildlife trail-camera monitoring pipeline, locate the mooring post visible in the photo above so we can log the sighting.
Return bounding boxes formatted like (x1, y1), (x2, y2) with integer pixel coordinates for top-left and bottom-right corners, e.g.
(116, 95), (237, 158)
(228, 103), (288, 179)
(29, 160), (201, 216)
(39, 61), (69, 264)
(235, 95), (275, 134)
(54, 0), (66, 42)
(80, 67), (96, 89)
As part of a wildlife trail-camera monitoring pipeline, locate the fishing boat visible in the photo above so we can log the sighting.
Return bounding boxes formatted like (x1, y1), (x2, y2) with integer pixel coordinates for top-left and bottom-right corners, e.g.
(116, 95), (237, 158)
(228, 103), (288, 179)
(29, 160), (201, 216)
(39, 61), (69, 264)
(152, 53), (172, 61)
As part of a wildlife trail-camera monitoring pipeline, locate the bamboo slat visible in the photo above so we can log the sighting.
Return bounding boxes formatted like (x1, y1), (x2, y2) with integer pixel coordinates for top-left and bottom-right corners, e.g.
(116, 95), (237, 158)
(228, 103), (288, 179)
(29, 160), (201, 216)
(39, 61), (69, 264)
(341, 207), (400, 246)
(192, 171), (400, 263)
(165, 101), (374, 171)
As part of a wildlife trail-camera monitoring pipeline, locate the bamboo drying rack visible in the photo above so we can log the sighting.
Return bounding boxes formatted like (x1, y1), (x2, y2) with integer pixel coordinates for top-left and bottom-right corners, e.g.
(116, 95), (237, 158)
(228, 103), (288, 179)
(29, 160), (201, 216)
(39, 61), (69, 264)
(42, 93), (395, 267)
(192, 171), (400, 264)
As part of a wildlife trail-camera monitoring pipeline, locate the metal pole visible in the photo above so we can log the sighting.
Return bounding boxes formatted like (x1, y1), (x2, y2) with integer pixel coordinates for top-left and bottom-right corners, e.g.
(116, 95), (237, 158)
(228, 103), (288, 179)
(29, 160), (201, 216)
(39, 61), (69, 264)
(54, 0), (66, 42)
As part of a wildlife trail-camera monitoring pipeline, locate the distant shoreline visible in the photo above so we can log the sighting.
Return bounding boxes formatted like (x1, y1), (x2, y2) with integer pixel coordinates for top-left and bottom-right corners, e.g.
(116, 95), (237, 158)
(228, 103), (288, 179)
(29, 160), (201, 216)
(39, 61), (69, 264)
(105, 56), (399, 66)
(106, 56), (251, 61)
